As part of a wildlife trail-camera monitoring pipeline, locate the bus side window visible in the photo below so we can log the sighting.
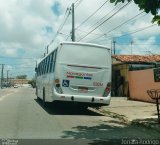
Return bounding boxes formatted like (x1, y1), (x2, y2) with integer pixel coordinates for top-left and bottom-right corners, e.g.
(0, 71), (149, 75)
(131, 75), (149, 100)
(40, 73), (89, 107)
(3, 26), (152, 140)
(50, 52), (54, 73)
(52, 50), (57, 72)
(41, 61), (43, 75)
(48, 55), (51, 73)
(40, 62), (42, 75)
(47, 55), (50, 73)
(37, 65), (39, 76)
(42, 61), (45, 75)
(38, 64), (41, 76)
(45, 58), (47, 74)
(43, 59), (46, 74)
(46, 56), (49, 73)
(44, 58), (47, 74)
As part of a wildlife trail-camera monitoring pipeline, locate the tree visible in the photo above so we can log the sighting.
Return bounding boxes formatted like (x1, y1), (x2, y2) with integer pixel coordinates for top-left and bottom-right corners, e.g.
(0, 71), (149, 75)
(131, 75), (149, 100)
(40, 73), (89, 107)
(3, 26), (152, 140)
(110, 0), (160, 25)
(16, 75), (27, 79)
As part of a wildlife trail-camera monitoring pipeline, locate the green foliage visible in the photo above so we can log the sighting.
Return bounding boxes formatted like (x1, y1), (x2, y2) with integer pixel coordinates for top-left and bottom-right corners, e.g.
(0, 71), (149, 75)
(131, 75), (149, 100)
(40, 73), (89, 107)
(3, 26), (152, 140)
(110, 0), (127, 5)
(109, 0), (160, 25)
(16, 75), (27, 79)
(152, 15), (160, 25)
(134, 0), (159, 15)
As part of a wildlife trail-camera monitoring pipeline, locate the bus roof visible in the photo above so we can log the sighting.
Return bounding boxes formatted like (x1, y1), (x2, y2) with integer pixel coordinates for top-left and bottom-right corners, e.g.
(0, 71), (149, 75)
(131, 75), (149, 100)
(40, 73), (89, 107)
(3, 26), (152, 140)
(36, 41), (110, 65)
(60, 41), (110, 50)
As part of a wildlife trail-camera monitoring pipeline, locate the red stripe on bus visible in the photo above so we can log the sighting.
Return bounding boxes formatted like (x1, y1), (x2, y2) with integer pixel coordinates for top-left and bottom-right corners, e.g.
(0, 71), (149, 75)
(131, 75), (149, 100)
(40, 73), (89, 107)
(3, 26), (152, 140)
(67, 65), (102, 69)
(67, 75), (75, 78)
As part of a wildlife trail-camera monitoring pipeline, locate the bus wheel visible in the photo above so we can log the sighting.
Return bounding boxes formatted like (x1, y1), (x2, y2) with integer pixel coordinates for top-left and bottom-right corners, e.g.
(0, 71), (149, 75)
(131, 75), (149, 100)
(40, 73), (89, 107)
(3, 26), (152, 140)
(79, 104), (88, 110)
(43, 87), (46, 107)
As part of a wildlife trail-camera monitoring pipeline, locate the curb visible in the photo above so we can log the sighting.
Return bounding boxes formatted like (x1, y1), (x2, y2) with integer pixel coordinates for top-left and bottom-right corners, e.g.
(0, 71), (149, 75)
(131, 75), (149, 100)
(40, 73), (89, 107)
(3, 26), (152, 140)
(89, 107), (129, 125)
(91, 107), (160, 132)
(131, 118), (160, 133)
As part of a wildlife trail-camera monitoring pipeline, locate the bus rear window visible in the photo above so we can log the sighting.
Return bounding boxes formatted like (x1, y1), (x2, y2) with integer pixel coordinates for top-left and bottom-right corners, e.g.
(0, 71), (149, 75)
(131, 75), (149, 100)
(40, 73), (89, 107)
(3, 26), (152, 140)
(58, 45), (111, 67)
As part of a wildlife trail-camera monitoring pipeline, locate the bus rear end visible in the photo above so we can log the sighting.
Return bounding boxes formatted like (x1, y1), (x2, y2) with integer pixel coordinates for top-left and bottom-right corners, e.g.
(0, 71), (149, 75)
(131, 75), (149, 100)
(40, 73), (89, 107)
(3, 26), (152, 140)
(54, 42), (111, 107)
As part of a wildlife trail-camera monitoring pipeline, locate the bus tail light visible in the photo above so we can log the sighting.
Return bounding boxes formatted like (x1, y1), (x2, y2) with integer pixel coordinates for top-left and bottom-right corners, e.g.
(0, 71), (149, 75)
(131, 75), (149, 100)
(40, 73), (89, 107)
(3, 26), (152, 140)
(105, 82), (111, 93)
(55, 79), (60, 87)
(103, 82), (111, 96)
(55, 79), (63, 94)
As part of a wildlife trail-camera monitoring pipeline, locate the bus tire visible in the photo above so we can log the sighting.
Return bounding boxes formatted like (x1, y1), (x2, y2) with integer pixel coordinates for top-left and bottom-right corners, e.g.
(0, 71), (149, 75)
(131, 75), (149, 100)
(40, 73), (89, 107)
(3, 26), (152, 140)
(43, 87), (46, 107)
(80, 106), (88, 110)
(78, 104), (88, 110)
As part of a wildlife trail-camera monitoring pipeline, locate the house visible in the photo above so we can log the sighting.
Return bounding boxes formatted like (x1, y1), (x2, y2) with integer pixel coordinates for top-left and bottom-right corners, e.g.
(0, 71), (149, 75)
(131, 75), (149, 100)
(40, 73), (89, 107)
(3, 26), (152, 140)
(11, 79), (30, 86)
(112, 55), (160, 103)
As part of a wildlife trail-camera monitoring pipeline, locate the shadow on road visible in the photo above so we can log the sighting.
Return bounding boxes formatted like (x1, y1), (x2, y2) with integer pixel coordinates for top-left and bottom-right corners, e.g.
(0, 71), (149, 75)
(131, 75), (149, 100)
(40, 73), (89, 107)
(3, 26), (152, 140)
(34, 99), (103, 116)
(61, 123), (160, 141)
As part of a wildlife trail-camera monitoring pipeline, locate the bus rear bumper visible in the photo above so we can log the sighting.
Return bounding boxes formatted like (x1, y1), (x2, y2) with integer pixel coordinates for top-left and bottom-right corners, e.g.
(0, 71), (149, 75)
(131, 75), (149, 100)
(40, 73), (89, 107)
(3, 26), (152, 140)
(53, 89), (111, 106)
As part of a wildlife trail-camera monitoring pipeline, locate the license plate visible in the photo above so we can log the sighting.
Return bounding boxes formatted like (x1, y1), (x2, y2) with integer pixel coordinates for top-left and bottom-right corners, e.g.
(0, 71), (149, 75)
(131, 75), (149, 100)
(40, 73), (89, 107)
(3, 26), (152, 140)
(78, 87), (88, 93)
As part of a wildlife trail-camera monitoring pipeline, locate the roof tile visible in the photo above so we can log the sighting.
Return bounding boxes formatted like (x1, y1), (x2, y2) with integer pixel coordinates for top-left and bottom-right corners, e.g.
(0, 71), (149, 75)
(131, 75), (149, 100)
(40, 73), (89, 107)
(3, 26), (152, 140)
(112, 55), (160, 63)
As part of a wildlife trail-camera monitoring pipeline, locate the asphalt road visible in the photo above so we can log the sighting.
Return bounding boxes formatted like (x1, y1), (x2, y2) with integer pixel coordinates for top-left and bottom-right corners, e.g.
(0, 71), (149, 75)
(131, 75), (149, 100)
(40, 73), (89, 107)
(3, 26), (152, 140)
(0, 87), (160, 143)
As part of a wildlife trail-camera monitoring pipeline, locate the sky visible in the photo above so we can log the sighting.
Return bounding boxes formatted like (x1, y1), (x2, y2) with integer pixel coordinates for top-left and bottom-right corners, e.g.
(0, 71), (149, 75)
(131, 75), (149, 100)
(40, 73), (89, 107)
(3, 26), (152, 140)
(0, 0), (159, 79)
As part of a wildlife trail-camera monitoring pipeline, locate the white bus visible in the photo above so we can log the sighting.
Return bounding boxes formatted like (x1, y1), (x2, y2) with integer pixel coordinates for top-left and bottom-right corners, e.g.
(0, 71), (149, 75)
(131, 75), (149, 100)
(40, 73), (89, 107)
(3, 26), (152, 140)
(35, 42), (111, 108)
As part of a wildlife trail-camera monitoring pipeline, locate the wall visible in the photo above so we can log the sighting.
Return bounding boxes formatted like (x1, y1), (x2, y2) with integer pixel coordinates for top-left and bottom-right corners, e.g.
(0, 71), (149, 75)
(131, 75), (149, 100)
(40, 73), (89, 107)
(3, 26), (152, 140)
(112, 64), (129, 96)
(12, 79), (30, 85)
(128, 69), (160, 103)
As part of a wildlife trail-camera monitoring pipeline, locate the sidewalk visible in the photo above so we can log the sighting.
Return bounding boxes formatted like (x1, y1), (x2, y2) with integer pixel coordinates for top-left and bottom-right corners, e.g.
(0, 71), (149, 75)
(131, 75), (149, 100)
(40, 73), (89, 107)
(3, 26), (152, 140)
(94, 97), (160, 133)
(101, 97), (157, 121)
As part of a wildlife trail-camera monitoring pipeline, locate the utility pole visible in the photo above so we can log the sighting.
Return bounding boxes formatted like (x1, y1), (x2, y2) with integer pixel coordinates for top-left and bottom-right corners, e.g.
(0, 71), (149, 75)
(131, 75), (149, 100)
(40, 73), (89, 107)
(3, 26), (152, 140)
(6, 70), (10, 87)
(7, 70), (9, 83)
(111, 40), (113, 55)
(1, 64), (4, 89)
(113, 40), (116, 55)
(130, 41), (133, 69)
(131, 40), (133, 56)
(71, 3), (75, 42)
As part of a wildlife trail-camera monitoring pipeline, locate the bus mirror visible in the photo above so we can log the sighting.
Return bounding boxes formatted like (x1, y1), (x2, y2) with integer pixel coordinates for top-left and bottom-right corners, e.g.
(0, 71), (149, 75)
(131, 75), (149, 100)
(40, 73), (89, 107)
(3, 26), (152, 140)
(35, 67), (37, 72)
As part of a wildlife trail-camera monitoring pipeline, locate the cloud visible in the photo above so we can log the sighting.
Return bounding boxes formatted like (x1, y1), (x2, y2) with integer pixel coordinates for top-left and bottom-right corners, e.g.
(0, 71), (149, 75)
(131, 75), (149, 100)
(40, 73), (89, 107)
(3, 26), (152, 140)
(0, 0), (159, 78)
(51, 1), (62, 16)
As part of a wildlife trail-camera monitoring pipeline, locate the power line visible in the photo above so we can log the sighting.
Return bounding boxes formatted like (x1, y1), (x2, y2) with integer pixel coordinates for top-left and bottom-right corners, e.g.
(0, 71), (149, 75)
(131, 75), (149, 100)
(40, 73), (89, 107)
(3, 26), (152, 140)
(46, 0), (82, 47)
(76, 29), (102, 36)
(92, 24), (157, 42)
(4, 62), (36, 66)
(74, 0), (81, 4)
(90, 11), (144, 42)
(75, 3), (123, 40)
(12, 66), (35, 69)
(78, 1), (132, 42)
(75, 0), (83, 8)
(106, 11), (145, 34)
(101, 37), (160, 41)
(116, 43), (160, 46)
(0, 56), (37, 60)
(108, 24), (157, 40)
(75, 0), (109, 30)
(92, 42), (160, 46)
(47, 7), (71, 47)
(78, 12), (146, 41)
(88, 3), (123, 32)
